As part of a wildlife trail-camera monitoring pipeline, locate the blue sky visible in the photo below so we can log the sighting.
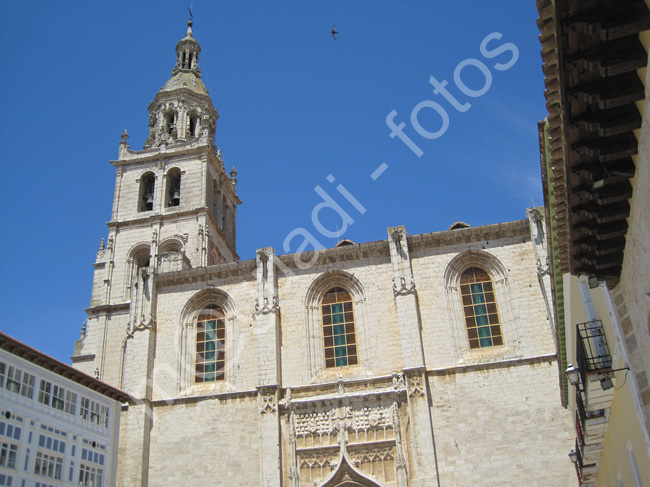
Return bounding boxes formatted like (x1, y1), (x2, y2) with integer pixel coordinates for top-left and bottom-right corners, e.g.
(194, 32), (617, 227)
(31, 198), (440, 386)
(0, 1), (546, 363)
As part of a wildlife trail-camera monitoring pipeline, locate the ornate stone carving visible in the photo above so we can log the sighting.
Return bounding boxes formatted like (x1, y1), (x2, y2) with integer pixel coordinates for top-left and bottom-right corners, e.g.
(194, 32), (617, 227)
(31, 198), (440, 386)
(293, 404), (396, 439)
(349, 446), (395, 466)
(294, 410), (334, 437)
(392, 372), (405, 389)
(255, 247), (279, 315)
(255, 295), (279, 315)
(408, 377), (425, 398)
(260, 395), (276, 414)
(298, 451), (335, 470)
(388, 225), (417, 297)
(337, 374), (345, 394)
(395, 453), (407, 470)
(291, 399), (406, 486)
(73, 321), (87, 356)
(127, 314), (156, 339)
(393, 276), (417, 296)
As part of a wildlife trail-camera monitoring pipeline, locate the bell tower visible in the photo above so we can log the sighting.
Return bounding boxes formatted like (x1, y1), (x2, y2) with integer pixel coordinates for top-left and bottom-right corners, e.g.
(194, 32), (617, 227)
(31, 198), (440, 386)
(143, 20), (216, 150)
(72, 20), (241, 391)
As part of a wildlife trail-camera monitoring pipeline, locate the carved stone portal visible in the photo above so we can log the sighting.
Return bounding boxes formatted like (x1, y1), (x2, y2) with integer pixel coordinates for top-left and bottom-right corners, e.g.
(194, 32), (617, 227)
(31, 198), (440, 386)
(289, 399), (406, 487)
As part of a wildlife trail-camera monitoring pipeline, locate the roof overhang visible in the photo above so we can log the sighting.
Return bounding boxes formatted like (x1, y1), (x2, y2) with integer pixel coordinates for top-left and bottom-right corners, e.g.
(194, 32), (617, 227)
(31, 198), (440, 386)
(537, 0), (650, 286)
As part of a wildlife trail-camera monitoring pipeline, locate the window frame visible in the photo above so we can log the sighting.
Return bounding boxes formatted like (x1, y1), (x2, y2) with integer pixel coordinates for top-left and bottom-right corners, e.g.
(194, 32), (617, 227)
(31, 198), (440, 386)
(4, 366), (34, 399)
(443, 250), (522, 362)
(459, 267), (504, 349)
(305, 271), (372, 379)
(180, 289), (238, 392)
(321, 287), (359, 369)
(34, 451), (63, 481)
(194, 304), (226, 383)
(0, 442), (17, 469)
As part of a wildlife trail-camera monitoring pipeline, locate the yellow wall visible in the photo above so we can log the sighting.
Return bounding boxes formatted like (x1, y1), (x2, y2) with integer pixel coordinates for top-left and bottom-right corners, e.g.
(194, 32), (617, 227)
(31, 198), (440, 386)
(596, 364), (650, 486)
(564, 274), (650, 485)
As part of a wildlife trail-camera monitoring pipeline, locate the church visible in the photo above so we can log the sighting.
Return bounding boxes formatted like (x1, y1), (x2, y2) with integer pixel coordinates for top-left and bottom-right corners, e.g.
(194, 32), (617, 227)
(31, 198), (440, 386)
(70, 20), (577, 486)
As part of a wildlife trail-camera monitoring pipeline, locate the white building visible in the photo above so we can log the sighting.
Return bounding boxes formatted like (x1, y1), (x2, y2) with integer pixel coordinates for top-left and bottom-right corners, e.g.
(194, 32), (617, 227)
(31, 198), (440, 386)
(0, 332), (130, 487)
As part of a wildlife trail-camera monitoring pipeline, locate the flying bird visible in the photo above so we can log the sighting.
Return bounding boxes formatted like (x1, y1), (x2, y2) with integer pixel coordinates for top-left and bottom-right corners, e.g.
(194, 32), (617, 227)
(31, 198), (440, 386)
(331, 25), (338, 40)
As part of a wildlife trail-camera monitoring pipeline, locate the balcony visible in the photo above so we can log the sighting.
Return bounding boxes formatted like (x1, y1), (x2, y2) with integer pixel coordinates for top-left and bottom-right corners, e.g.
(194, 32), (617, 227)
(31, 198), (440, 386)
(575, 390), (605, 464)
(576, 320), (615, 411)
(157, 251), (191, 274)
(572, 438), (598, 487)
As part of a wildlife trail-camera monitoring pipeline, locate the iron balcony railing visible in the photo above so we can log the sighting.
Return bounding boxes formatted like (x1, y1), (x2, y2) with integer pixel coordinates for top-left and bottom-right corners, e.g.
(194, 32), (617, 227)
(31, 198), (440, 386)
(575, 388), (604, 441)
(576, 320), (612, 386)
(573, 438), (584, 485)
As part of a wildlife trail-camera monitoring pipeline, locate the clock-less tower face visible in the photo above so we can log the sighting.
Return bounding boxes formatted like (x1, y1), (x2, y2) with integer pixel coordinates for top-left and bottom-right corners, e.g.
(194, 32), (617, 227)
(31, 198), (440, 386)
(73, 21), (241, 390)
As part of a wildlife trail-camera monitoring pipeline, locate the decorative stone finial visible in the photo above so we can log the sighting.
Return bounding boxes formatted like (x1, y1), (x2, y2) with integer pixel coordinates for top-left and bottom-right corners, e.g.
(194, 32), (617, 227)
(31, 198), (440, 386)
(99, 238), (105, 251)
(186, 20), (193, 38)
(230, 166), (237, 179)
(120, 130), (129, 144)
(337, 373), (345, 394)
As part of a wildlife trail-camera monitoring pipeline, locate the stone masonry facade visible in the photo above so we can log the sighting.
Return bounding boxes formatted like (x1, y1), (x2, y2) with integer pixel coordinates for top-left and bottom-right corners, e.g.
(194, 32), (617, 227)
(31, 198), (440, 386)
(71, 21), (577, 487)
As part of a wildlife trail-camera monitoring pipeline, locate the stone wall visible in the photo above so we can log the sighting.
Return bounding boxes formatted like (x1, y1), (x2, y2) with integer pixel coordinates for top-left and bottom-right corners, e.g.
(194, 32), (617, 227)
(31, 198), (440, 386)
(105, 217), (577, 486)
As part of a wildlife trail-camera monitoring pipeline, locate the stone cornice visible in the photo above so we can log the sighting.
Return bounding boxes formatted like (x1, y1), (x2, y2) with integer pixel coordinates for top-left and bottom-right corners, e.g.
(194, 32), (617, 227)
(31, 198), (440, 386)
(155, 219), (531, 288)
(143, 356), (558, 406)
(112, 141), (211, 165)
(85, 302), (131, 315)
(426, 353), (558, 376)
(155, 259), (257, 288)
(147, 86), (216, 113)
(407, 219), (529, 252)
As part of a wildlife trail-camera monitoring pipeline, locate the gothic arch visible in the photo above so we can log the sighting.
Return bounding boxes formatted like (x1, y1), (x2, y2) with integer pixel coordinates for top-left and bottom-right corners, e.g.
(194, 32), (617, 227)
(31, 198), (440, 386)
(305, 270), (367, 308)
(443, 249), (508, 287)
(177, 288), (238, 392)
(304, 271), (374, 379)
(164, 166), (182, 208)
(320, 453), (385, 487)
(158, 237), (183, 254)
(127, 242), (152, 265)
(443, 250), (522, 361)
(137, 171), (157, 212)
(209, 247), (220, 266)
(124, 243), (152, 301)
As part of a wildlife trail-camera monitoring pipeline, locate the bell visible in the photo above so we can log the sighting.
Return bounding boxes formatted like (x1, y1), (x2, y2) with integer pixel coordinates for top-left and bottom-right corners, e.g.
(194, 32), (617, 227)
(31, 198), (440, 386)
(146, 193), (154, 205)
(172, 191), (180, 204)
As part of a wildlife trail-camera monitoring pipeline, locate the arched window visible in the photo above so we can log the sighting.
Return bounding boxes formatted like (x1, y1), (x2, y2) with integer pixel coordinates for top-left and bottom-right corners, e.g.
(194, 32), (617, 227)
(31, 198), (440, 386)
(212, 180), (220, 224)
(164, 110), (176, 135)
(165, 168), (181, 207)
(138, 172), (155, 212)
(460, 267), (503, 349)
(321, 287), (358, 368)
(159, 239), (182, 254)
(209, 248), (220, 266)
(195, 304), (226, 382)
(188, 111), (198, 138)
(221, 196), (228, 232)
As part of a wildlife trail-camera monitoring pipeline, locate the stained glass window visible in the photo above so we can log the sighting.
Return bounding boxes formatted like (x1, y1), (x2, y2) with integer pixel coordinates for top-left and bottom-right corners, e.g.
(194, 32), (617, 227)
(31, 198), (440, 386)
(321, 287), (358, 368)
(195, 304), (226, 382)
(460, 267), (503, 349)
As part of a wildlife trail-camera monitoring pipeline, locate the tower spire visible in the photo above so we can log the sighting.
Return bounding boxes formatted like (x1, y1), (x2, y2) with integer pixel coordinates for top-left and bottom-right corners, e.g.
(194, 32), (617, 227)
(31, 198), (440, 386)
(172, 17), (202, 77)
(143, 19), (217, 149)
